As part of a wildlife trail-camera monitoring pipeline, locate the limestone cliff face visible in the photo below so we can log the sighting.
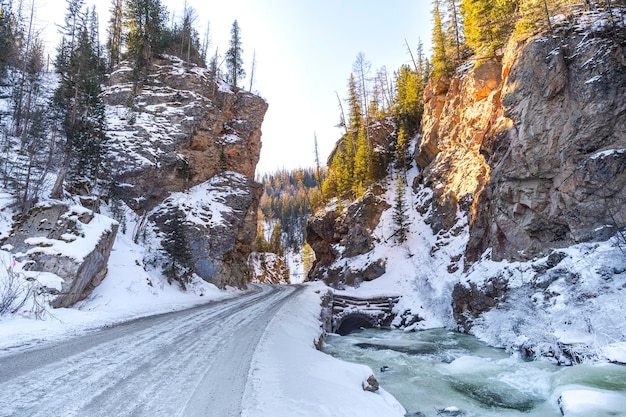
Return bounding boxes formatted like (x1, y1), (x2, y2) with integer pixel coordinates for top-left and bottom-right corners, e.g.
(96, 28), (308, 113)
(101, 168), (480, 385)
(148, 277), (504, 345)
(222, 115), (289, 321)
(104, 56), (268, 289)
(416, 27), (626, 263)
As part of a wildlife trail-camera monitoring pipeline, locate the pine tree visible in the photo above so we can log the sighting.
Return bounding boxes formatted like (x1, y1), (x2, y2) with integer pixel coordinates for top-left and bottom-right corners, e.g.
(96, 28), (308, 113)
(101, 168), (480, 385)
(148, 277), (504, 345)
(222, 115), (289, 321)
(161, 210), (193, 288)
(446, 0), (464, 61)
(346, 73), (362, 132)
(51, 0), (107, 198)
(432, 0), (452, 78)
(225, 20), (245, 88)
(395, 64), (423, 136)
(106, 0), (123, 69)
(124, 0), (166, 71)
(255, 218), (269, 252)
(0, 1), (18, 78)
(461, 0), (518, 55)
(353, 126), (372, 196)
(393, 175), (409, 244)
(269, 219), (283, 256)
(352, 52), (371, 123)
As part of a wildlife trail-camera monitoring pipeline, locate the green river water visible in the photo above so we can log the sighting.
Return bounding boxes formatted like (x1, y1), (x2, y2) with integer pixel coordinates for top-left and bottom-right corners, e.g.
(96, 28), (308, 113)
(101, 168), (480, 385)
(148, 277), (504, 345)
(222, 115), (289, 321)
(323, 328), (626, 417)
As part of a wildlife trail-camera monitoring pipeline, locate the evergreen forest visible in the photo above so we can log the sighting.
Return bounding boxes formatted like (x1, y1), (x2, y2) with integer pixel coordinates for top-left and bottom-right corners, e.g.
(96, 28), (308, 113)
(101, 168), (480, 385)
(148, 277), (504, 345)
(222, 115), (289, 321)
(0, 0), (247, 214)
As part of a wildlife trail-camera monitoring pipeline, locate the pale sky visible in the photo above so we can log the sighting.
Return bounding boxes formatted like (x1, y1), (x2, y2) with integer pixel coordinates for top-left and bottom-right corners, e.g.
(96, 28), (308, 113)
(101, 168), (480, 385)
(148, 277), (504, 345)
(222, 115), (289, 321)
(35, 0), (432, 174)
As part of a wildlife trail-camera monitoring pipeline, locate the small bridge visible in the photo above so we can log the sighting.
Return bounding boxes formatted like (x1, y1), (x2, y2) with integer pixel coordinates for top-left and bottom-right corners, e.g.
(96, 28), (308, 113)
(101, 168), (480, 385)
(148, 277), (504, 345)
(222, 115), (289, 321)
(330, 294), (401, 335)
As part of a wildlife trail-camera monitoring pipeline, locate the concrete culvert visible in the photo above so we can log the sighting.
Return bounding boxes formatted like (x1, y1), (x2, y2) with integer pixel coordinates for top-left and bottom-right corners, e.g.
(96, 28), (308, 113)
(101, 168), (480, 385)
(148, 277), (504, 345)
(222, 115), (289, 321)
(335, 314), (376, 336)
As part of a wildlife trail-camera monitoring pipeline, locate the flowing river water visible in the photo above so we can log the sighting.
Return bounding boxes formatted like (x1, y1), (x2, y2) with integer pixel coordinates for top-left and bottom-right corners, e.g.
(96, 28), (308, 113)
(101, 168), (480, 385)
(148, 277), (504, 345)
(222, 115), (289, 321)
(323, 329), (626, 417)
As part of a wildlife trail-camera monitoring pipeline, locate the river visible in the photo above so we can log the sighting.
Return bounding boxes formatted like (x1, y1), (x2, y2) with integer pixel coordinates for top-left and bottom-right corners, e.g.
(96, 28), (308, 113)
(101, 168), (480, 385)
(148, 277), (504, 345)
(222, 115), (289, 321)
(323, 328), (626, 417)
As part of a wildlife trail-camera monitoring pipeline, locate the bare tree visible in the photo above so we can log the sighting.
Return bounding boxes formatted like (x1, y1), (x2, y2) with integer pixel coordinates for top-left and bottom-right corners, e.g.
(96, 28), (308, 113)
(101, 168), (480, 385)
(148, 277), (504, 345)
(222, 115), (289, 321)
(248, 49), (256, 91)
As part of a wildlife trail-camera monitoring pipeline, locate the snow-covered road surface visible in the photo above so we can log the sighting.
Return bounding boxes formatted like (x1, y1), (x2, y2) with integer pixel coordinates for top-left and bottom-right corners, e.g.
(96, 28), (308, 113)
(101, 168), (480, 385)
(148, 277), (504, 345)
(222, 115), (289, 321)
(0, 284), (300, 417)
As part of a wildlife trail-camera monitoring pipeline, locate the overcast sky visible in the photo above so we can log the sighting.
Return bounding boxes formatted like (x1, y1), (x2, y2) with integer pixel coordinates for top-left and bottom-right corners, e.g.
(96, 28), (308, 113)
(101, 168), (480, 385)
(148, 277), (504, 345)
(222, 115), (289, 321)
(35, 0), (432, 174)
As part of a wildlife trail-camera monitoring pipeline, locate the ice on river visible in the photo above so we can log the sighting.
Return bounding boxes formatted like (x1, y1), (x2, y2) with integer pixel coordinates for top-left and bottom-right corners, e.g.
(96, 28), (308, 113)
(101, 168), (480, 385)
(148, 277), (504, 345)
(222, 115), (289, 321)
(324, 328), (626, 417)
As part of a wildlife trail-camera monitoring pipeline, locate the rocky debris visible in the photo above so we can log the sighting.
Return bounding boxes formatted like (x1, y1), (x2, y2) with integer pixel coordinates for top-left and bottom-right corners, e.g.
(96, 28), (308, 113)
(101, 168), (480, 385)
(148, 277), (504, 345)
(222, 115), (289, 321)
(150, 172), (261, 289)
(307, 190), (390, 287)
(361, 375), (379, 392)
(2, 203), (118, 308)
(104, 55), (268, 213)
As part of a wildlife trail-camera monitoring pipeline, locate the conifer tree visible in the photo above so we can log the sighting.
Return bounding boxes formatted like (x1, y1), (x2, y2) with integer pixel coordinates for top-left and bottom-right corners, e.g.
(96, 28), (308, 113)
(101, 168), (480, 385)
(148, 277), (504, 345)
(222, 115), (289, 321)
(446, 0), (464, 61)
(432, 0), (452, 78)
(0, 1), (18, 78)
(346, 73), (363, 133)
(461, 0), (518, 55)
(353, 127), (372, 197)
(393, 175), (409, 244)
(395, 64), (423, 136)
(161, 210), (193, 288)
(106, 0), (123, 69)
(352, 52), (371, 123)
(269, 219), (283, 256)
(255, 219), (269, 252)
(124, 0), (166, 71)
(225, 20), (245, 88)
(51, 0), (107, 197)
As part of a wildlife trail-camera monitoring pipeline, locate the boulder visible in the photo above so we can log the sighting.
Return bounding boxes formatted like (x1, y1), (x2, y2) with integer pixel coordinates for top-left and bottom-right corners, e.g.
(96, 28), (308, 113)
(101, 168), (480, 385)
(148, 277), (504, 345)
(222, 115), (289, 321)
(361, 375), (379, 392)
(3, 204), (118, 308)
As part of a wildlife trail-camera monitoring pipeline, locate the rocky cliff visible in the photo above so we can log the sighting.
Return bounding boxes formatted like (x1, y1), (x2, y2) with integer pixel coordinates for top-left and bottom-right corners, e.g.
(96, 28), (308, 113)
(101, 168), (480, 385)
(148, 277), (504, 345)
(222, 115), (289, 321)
(104, 55), (267, 212)
(306, 10), (626, 357)
(103, 55), (268, 289)
(417, 22), (626, 264)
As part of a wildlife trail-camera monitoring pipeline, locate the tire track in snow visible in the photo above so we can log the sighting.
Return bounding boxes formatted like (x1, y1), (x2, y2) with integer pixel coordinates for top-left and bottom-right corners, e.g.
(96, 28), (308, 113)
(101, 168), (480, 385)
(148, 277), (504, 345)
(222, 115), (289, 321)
(0, 284), (301, 417)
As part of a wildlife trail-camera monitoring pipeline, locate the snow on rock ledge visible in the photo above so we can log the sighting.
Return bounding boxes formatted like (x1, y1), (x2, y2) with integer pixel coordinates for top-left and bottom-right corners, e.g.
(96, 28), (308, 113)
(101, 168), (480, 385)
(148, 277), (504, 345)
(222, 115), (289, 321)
(104, 55), (268, 213)
(3, 203), (118, 308)
(150, 172), (261, 289)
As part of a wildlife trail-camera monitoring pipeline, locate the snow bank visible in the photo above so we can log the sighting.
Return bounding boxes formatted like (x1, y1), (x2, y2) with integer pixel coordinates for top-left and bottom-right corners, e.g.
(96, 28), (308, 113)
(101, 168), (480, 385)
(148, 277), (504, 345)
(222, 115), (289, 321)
(331, 164), (467, 330)
(465, 236), (626, 362)
(243, 282), (406, 417)
(0, 211), (240, 356)
(557, 386), (626, 417)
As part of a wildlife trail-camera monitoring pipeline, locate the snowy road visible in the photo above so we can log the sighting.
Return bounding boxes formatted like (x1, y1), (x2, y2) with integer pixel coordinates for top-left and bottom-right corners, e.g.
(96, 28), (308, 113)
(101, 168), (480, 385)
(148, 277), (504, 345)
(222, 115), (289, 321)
(0, 284), (301, 417)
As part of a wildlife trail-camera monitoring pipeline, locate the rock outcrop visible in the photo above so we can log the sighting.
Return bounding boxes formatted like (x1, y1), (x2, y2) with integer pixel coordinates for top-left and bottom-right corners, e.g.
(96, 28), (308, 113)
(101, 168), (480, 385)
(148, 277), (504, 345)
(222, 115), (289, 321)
(104, 55), (268, 213)
(307, 189), (389, 287)
(150, 172), (261, 289)
(3, 204), (118, 307)
(415, 23), (626, 263)
(104, 56), (268, 289)
(249, 252), (290, 285)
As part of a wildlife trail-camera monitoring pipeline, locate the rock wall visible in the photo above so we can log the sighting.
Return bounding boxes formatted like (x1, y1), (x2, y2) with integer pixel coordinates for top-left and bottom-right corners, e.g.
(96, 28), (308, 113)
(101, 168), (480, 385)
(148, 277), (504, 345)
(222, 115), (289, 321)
(416, 25), (626, 263)
(307, 189), (389, 287)
(150, 172), (261, 289)
(104, 56), (268, 289)
(104, 55), (268, 213)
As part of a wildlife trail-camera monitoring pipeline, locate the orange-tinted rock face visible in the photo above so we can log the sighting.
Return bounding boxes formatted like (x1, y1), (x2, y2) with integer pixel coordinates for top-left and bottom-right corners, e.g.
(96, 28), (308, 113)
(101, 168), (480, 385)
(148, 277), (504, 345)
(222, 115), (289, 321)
(416, 29), (626, 263)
